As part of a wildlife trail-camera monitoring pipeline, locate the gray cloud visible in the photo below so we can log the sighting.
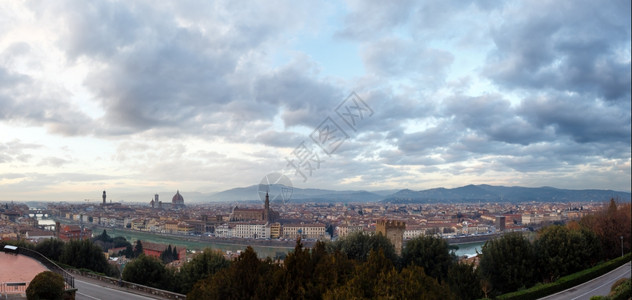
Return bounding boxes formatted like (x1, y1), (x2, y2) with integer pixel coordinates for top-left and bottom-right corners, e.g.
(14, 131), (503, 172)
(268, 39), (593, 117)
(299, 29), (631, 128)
(519, 94), (631, 144)
(484, 0), (631, 101)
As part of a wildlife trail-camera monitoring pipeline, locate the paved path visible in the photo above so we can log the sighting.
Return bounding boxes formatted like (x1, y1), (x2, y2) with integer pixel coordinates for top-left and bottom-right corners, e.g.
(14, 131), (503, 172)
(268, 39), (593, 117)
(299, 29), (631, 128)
(539, 262), (631, 300)
(73, 274), (171, 300)
(0, 252), (47, 283)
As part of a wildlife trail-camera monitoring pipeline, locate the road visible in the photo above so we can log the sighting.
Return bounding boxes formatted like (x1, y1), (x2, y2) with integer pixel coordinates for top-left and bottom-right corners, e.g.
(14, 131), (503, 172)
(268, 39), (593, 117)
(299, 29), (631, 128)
(74, 278), (167, 300)
(539, 262), (631, 300)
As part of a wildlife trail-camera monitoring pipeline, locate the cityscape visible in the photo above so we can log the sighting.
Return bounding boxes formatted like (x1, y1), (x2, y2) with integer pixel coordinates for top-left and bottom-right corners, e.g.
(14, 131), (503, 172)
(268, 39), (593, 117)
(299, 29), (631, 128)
(1, 0), (630, 299)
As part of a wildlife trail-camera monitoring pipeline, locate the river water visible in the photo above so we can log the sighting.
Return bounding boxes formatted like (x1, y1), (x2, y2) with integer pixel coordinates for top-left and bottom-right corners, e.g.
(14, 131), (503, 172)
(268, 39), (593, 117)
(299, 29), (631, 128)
(35, 217), (484, 258)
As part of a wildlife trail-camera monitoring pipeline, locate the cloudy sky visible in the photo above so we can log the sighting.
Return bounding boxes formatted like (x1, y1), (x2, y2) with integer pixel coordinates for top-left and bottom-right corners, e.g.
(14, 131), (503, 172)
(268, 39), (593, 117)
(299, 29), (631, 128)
(1, 0), (630, 202)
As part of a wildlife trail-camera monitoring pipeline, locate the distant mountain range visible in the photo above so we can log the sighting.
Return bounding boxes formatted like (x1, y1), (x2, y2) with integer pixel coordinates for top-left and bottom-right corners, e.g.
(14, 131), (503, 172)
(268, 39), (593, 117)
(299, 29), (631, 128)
(379, 184), (631, 204)
(203, 184), (630, 204)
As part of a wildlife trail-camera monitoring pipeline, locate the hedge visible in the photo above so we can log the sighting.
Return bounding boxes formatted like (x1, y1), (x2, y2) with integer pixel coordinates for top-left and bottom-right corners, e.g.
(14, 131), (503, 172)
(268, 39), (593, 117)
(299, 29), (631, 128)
(495, 253), (631, 300)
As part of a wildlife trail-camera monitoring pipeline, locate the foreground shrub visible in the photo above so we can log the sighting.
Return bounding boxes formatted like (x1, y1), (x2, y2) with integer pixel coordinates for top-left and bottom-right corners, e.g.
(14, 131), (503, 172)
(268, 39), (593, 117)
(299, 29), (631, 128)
(26, 271), (65, 300)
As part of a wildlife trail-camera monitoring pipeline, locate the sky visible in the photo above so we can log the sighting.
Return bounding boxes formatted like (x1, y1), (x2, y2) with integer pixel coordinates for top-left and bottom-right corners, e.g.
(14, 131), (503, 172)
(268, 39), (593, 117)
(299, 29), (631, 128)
(0, 0), (630, 202)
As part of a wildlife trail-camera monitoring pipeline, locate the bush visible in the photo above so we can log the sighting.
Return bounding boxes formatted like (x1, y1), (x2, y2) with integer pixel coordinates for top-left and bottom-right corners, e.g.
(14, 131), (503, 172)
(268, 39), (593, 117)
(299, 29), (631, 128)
(609, 278), (631, 300)
(26, 271), (65, 300)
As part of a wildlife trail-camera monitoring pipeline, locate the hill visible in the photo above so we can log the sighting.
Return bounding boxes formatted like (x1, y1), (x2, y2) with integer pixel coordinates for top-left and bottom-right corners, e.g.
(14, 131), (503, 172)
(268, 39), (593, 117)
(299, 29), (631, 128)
(380, 184), (631, 204)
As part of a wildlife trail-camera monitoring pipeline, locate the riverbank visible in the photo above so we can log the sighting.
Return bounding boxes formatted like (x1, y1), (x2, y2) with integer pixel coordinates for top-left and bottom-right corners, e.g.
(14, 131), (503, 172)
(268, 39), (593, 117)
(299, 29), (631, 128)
(96, 226), (297, 258)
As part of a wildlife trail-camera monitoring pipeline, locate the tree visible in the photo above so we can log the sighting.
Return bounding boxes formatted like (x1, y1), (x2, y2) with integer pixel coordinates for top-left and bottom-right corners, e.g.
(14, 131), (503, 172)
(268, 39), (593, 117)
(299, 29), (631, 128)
(175, 248), (230, 294)
(161, 245), (174, 264)
(478, 232), (537, 295)
(328, 231), (397, 264)
(94, 230), (113, 243)
(34, 238), (65, 262)
(172, 246), (178, 260)
(376, 265), (453, 299)
(112, 236), (131, 248)
(326, 224), (335, 238)
(326, 249), (395, 299)
(401, 235), (455, 282)
(26, 271), (65, 300)
(580, 199), (631, 259)
(133, 240), (144, 258)
(448, 262), (482, 300)
(282, 238), (313, 299)
(59, 239), (114, 275)
(535, 225), (602, 282)
(122, 254), (172, 289)
(122, 244), (134, 258)
(188, 246), (263, 300)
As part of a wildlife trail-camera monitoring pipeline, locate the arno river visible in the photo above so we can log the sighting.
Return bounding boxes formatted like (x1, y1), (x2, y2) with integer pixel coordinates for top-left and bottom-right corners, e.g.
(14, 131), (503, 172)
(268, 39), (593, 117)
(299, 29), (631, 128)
(37, 218), (485, 258)
(100, 227), (485, 258)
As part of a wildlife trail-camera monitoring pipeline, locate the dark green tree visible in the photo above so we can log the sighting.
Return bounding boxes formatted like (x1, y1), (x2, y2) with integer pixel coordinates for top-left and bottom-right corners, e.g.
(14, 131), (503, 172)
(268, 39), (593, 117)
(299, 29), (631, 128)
(478, 232), (537, 295)
(122, 254), (172, 289)
(326, 224), (335, 238)
(26, 271), (65, 300)
(447, 262), (482, 299)
(281, 238), (318, 299)
(375, 265), (453, 299)
(326, 249), (395, 299)
(401, 235), (455, 282)
(535, 225), (602, 282)
(112, 236), (131, 248)
(175, 248), (230, 294)
(94, 230), (113, 243)
(59, 239), (114, 275)
(122, 244), (134, 258)
(34, 238), (65, 262)
(328, 231), (397, 264)
(172, 246), (178, 260)
(161, 245), (174, 264)
(188, 246), (263, 300)
(133, 240), (144, 257)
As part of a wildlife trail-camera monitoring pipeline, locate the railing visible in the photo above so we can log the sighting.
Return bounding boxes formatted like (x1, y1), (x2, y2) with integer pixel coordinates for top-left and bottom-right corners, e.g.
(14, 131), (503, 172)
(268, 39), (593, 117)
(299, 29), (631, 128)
(16, 247), (74, 289)
(67, 269), (186, 300)
(1, 282), (28, 294)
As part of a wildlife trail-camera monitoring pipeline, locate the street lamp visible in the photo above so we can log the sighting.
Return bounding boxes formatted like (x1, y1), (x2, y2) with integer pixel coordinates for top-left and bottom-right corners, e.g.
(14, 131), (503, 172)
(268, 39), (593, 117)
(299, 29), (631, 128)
(621, 236), (624, 257)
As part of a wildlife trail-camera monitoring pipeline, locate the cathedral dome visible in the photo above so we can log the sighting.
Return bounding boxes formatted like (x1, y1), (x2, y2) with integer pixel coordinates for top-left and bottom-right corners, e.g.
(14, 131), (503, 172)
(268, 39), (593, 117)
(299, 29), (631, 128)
(172, 190), (184, 204)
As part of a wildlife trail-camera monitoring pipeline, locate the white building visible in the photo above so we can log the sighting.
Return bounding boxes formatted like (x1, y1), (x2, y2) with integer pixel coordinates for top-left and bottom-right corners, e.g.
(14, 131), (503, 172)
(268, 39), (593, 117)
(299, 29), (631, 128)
(233, 222), (269, 239)
(283, 223), (328, 240)
(215, 224), (234, 238)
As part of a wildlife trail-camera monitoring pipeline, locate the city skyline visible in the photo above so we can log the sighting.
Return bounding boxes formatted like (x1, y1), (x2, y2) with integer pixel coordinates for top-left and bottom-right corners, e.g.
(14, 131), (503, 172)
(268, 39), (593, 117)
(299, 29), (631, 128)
(1, 1), (630, 202)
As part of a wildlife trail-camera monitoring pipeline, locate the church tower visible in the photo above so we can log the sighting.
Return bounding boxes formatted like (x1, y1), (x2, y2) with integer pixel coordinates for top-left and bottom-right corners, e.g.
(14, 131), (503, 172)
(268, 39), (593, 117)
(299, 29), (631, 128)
(102, 191), (106, 205)
(264, 192), (270, 222)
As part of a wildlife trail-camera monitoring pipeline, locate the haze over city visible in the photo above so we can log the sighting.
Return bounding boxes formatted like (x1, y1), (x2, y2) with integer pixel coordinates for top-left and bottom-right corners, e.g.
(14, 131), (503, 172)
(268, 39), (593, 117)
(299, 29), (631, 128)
(1, 0), (630, 202)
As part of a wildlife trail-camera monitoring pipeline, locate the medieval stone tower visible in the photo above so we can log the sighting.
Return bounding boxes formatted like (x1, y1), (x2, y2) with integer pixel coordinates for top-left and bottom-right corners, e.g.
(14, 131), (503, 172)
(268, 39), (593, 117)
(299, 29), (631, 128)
(376, 219), (406, 255)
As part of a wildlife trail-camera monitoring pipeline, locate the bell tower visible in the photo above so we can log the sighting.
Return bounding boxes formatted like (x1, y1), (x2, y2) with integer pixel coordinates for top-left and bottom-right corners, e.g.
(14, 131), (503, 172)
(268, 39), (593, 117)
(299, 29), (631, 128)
(264, 192), (270, 222)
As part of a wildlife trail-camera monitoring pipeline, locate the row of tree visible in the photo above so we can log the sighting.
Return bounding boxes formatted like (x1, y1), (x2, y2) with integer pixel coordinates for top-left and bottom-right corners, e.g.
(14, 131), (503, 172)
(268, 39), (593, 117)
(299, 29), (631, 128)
(121, 247), (229, 294)
(19, 238), (120, 277)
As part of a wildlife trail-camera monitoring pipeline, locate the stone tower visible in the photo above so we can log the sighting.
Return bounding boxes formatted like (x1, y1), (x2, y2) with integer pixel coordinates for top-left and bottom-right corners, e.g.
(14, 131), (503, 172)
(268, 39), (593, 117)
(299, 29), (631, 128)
(102, 191), (106, 205)
(264, 192), (270, 222)
(376, 219), (406, 255)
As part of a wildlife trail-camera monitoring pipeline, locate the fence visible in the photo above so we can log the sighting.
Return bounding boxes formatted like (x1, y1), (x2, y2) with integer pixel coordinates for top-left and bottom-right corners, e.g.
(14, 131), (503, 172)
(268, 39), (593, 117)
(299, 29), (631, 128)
(1, 282), (28, 295)
(67, 269), (186, 300)
(16, 247), (74, 289)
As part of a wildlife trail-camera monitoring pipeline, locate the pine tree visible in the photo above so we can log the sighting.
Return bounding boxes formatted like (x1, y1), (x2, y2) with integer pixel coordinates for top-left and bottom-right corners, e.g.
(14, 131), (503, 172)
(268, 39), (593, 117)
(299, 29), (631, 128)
(134, 240), (144, 257)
